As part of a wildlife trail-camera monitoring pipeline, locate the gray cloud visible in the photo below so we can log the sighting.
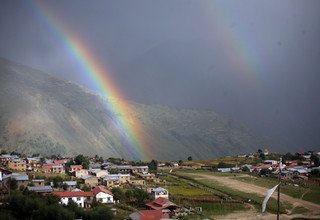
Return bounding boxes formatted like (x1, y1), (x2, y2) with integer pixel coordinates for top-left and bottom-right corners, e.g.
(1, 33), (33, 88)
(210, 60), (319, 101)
(1, 0), (320, 149)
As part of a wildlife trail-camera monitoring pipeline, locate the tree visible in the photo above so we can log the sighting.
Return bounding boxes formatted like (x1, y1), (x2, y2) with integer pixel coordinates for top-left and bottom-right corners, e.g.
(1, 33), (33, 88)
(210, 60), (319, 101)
(187, 156), (193, 161)
(259, 153), (266, 160)
(90, 205), (114, 220)
(111, 187), (125, 202)
(217, 162), (229, 168)
(8, 178), (18, 190)
(257, 149), (263, 154)
(149, 159), (158, 173)
(259, 168), (271, 176)
(74, 154), (89, 169)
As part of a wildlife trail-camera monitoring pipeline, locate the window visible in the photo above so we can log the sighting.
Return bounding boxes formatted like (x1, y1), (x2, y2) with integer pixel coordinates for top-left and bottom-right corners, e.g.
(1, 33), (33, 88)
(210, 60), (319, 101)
(77, 197), (81, 201)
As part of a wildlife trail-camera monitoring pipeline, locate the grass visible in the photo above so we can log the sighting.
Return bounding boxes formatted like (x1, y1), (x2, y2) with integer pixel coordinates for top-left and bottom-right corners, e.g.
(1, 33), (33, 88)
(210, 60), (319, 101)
(185, 202), (247, 219)
(291, 206), (309, 214)
(160, 175), (213, 197)
(174, 171), (288, 214)
(182, 169), (320, 205)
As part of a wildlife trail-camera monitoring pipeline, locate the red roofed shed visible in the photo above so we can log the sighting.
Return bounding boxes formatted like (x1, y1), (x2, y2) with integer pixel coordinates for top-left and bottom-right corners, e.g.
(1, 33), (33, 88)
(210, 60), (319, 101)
(145, 197), (177, 211)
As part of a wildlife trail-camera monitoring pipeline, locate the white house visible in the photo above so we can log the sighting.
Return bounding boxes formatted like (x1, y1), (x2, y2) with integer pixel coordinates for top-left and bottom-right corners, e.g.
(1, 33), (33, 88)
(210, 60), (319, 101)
(52, 191), (93, 208)
(152, 187), (169, 199)
(92, 186), (114, 204)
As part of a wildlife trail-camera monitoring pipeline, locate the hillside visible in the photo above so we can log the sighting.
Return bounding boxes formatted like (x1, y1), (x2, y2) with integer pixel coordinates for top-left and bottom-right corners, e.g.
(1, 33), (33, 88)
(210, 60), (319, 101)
(0, 58), (278, 160)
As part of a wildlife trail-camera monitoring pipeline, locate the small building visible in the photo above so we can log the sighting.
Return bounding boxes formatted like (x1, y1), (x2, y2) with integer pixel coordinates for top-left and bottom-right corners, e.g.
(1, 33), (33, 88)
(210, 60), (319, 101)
(11, 173), (29, 188)
(129, 209), (170, 220)
(152, 187), (169, 200)
(7, 159), (27, 171)
(52, 191), (93, 208)
(75, 169), (89, 178)
(70, 165), (83, 173)
(81, 175), (98, 187)
(89, 169), (108, 178)
(137, 173), (155, 181)
(27, 186), (53, 193)
(146, 197), (177, 211)
(130, 178), (146, 186)
(131, 166), (149, 174)
(52, 165), (65, 174)
(32, 179), (45, 187)
(62, 181), (77, 191)
(92, 186), (114, 204)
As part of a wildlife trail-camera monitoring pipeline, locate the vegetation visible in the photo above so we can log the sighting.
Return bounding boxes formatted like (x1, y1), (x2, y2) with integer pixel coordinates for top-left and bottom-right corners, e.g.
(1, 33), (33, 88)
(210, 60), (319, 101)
(0, 190), (115, 220)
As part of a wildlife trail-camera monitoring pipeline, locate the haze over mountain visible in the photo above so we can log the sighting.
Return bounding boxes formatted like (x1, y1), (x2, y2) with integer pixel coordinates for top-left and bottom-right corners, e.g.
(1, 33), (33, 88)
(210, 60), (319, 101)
(1, 1), (319, 152)
(0, 58), (283, 160)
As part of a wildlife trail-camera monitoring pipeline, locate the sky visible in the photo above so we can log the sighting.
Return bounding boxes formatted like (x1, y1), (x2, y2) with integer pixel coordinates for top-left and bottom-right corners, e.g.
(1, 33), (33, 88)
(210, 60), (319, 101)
(0, 0), (320, 149)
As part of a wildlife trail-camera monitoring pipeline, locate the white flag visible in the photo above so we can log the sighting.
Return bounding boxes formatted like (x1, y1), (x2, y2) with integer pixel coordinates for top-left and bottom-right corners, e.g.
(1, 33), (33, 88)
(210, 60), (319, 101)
(262, 184), (279, 212)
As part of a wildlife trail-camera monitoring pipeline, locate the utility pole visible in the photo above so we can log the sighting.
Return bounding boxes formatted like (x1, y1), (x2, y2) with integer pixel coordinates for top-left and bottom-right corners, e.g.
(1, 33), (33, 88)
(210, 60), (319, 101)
(277, 157), (282, 220)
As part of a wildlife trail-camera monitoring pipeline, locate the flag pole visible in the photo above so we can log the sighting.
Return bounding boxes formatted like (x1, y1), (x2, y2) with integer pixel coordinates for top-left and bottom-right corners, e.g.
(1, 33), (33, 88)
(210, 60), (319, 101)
(277, 157), (282, 220)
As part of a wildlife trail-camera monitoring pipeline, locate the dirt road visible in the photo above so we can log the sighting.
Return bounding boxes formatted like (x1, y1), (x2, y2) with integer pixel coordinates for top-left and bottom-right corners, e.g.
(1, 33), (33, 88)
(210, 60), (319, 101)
(189, 173), (320, 215)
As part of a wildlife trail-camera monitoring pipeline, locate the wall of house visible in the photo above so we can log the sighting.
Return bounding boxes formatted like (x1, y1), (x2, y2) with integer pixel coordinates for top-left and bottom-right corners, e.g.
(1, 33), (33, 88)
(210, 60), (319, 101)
(60, 197), (85, 207)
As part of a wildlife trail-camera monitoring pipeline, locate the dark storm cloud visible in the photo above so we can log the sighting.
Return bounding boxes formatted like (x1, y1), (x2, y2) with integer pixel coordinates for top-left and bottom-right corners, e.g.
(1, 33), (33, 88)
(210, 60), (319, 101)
(0, 0), (320, 149)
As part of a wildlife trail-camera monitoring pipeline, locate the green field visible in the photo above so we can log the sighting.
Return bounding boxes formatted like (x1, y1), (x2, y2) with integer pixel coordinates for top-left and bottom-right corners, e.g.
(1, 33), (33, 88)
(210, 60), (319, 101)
(172, 171), (288, 214)
(160, 175), (212, 197)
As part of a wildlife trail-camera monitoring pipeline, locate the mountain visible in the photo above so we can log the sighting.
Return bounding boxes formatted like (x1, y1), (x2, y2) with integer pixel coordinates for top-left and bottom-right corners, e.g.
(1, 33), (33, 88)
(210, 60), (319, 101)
(0, 58), (280, 160)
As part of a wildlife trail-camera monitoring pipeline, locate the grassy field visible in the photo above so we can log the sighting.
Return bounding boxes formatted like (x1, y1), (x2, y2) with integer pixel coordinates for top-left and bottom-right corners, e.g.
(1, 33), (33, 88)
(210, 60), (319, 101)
(184, 202), (247, 219)
(178, 169), (320, 205)
(158, 174), (247, 218)
(160, 175), (212, 197)
(173, 171), (288, 214)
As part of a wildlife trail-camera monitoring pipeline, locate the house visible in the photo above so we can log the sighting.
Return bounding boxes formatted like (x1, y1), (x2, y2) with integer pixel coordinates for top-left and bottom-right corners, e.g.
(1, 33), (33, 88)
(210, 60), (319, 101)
(108, 165), (132, 173)
(146, 197), (177, 211)
(129, 209), (170, 220)
(217, 168), (231, 173)
(41, 164), (55, 173)
(103, 176), (121, 188)
(53, 159), (67, 166)
(75, 169), (89, 178)
(70, 165), (83, 173)
(92, 186), (114, 204)
(32, 179), (45, 186)
(62, 181), (77, 191)
(131, 166), (149, 174)
(89, 168), (108, 178)
(152, 187), (169, 199)
(7, 159), (27, 171)
(27, 186), (53, 193)
(52, 165), (65, 174)
(264, 160), (278, 165)
(130, 178), (146, 186)
(52, 191), (93, 208)
(11, 173), (29, 188)
(137, 172), (155, 181)
(81, 175), (98, 187)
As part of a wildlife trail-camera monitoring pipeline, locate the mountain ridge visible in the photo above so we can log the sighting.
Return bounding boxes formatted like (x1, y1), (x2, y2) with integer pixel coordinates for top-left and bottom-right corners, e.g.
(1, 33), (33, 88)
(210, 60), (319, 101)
(0, 58), (282, 160)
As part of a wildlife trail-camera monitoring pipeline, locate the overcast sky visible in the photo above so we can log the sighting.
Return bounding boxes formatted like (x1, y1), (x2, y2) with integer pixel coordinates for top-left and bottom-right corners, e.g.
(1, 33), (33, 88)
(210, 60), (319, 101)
(1, 0), (320, 149)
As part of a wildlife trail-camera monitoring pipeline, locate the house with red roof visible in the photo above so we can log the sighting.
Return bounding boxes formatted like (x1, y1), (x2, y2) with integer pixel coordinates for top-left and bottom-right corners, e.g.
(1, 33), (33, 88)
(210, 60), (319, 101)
(52, 191), (93, 208)
(145, 197), (177, 211)
(129, 209), (170, 220)
(70, 165), (83, 173)
(92, 186), (114, 204)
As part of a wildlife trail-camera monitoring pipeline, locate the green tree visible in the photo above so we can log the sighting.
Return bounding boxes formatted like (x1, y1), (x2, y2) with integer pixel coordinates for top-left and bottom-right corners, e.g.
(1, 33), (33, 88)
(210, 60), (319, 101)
(111, 187), (126, 202)
(149, 159), (158, 173)
(187, 156), (193, 161)
(8, 178), (18, 190)
(90, 205), (114, 220)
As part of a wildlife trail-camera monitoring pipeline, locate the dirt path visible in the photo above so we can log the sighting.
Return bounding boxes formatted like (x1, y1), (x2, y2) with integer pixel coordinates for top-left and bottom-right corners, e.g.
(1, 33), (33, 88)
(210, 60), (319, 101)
(189, 173), (320, 215)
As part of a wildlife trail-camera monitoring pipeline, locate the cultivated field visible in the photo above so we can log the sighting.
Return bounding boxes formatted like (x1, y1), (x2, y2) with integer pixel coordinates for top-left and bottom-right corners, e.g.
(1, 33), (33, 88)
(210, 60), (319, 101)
(160, 169), (320, 219)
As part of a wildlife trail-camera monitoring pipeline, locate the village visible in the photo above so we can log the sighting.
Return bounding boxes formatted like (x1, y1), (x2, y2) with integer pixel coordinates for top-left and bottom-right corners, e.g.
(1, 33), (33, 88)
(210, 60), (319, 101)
(0, 149), (320, 219)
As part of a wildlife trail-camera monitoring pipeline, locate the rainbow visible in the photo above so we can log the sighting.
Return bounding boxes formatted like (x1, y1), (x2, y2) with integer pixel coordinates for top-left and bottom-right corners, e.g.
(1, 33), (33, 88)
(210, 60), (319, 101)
(203, 2), (260, 88)
(30, 1), (149, 161)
